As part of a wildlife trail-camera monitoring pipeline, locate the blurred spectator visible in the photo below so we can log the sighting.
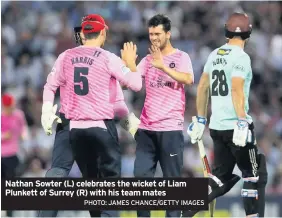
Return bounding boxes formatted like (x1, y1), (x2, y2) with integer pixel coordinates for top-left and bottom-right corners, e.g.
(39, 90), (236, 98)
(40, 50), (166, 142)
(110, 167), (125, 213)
(1, 94), (28, 178)
(21, 155), (46, 177)
(1, 93), (28, 217)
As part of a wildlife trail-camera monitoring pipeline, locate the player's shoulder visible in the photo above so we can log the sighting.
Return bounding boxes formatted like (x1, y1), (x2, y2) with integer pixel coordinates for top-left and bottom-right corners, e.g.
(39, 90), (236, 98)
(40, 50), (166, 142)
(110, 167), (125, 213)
(103, 49), (119, 59)
(89, 48), (121, 63)
(176, 48), (189, 55)
(143, 54), (152, 61)
(210, 45), (250, 59)
(58, 48), (75, 59)
(237, 49), (251, 61)
(68, 46), (110, 56)
(137, 54), (151, 65)
(175, 49), (192, 60)
(63, 47), (76, 54)
(211, 47), (222, 56)
(205, 48), (220, 61)
(221, 44), (250, 59)
(229, 47), (251, 66)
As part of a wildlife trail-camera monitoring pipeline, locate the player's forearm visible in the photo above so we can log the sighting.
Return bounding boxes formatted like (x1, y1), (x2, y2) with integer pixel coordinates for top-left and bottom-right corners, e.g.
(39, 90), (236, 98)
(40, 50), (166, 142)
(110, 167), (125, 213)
(126, 61), (137, 72)
(21, 126), (28, 141)
(43, 88), (55, 104)
(43, 72), (62, 104)
(162, 66), (193, 85)
(119, 60), (142, 91)
(231, 88), (246, 118)
(122, 72), (142, 92)
(196, 87), (209, 118)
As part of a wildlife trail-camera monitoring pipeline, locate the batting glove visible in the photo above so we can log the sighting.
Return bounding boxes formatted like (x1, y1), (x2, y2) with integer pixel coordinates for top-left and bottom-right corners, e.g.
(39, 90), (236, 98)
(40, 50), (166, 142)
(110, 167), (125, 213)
(187, 116), (207, 144)
(41, 102), (62, 136)
(120, 112), (140, 138)
(232, 118), (252, 147)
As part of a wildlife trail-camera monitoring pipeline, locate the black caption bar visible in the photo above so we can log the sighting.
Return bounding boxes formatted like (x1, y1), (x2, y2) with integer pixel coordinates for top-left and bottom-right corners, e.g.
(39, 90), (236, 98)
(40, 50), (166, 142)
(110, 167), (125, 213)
(2, 178), (208, 210)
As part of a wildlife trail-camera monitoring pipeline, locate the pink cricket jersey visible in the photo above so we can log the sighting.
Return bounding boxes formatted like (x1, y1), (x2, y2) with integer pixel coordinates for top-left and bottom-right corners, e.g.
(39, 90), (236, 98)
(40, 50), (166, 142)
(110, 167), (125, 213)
(47, 73), (128, 126)
(43, 46), (140, 129)
(138, 49), (194, 131)
(1, 109), (27, 157)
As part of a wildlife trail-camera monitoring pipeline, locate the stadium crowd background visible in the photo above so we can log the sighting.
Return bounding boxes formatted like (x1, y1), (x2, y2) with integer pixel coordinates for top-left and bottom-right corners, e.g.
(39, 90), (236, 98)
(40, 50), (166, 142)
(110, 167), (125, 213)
(1, 1), (282, 217)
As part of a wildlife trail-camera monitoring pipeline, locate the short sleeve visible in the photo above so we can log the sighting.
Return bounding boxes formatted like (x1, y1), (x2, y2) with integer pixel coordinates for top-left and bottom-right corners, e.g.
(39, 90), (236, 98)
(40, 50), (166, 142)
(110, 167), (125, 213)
(203, 53), (213, 74)
(179, 52), (193, 73)
(107, 53), (142, 91)
(43, 51), (67, 102)
(179, 52), (194, 82)
(46, 51), (66, 86)
(231, 55), (251, 79)
(107, 54), (131, 84)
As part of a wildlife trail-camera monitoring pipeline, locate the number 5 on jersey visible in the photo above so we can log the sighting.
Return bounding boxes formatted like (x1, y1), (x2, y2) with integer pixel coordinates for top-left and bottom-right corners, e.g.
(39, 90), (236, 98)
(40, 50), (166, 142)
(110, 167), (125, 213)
(74, 67), (89, 96)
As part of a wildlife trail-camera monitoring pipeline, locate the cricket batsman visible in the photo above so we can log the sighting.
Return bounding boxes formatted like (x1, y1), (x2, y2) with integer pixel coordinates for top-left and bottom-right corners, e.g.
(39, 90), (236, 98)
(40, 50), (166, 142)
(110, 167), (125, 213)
(186, 12), (268, 217)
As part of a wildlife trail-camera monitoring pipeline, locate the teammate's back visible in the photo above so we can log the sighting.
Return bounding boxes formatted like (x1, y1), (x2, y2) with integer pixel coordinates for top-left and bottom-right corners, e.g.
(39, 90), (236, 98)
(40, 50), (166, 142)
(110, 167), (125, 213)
(58, 46), (140, 121)
(42, 14), (142, 218)
(204, 44), (252, 130)
(43, 13), (142, 122)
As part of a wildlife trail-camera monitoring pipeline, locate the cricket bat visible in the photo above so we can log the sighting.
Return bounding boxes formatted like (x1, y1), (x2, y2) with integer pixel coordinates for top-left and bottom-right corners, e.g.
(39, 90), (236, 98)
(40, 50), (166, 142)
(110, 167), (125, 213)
(197, 139), (216, 217)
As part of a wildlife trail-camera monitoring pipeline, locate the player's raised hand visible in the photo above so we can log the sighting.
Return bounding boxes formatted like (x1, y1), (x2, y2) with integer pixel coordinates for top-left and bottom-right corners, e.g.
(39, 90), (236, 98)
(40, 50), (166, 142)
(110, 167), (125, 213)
(149, 45), (164, 70)
(121, 41), (137, 65)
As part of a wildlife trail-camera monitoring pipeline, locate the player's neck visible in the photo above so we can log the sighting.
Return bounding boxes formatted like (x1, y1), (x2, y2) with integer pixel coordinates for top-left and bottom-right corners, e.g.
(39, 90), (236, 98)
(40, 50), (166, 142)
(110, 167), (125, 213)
(3, 108), (13, 116)
(83, 40), (102, 48)
(161, 42), (176, 56)
(227, 38), (245, 49)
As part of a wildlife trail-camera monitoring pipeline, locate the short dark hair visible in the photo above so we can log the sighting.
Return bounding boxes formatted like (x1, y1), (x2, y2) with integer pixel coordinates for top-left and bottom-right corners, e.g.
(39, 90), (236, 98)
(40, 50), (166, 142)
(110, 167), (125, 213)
(83, 24), (101, 40)
(148, 14), (171, 32)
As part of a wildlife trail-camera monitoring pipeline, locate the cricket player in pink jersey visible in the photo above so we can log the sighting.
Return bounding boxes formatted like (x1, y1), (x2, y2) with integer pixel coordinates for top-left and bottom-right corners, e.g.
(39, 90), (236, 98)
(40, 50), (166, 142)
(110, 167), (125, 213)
(41, 14), (141, 217)
(1, 94), (28, 218)
(73, 26), (140, 136)
(39, 75), (137, 218)
(131, 14), (194, 218)
(1, 94), (27, 180)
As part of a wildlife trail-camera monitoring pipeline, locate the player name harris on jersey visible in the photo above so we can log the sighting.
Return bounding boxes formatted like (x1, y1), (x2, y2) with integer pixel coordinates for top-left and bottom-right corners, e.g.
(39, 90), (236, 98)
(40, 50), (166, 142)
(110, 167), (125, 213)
(70, 50), (102, 66)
